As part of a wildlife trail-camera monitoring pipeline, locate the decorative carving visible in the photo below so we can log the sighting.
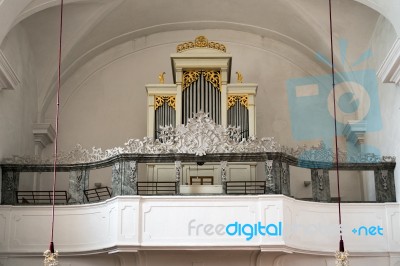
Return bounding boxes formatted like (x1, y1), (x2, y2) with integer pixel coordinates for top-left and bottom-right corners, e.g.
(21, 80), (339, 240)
(177, 36), (226, 53)
(317, 169), (324, 190)
(175, 161), (181, 183)
(281, 141), (382, 165)
(129, 161), (137, 183)
(182, 70), (201, 90)
(68, 169), (89, 204)
(203, 70), (221, 90)
(158, 72), (166, 84)
(382, 156), (396, 162)
(221, 161), (228, 194)
(182, 70), (221, 91)
(155, 96), (176, 110)
(228, 95), (248, 109)
(235, 71), (243, 83)
(175, 161), (181, 194)
(265, 160), (275, 192)
(220, 161), (228, 183)
(381, 170), (388, 190)
(281, 163), (287, 184)
(2, 113), (392, 165)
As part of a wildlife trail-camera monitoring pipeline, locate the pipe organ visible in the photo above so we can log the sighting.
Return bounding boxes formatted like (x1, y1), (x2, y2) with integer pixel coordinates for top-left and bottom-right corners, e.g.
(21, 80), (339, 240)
(182, 70), (221, 125)
(145, 36), (258, 191)
(146, 36), (257, 138)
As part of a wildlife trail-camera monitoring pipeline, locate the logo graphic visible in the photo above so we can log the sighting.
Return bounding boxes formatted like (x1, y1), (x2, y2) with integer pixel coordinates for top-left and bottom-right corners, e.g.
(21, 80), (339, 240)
(352, 225), (384, 236)
(187, 219), (384, 240)
(188, 219), (282, 241)
(286, 39), (382, 162)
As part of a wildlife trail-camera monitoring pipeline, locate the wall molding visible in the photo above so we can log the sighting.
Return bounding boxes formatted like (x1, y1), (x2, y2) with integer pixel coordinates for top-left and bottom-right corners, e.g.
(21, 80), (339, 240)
(0, 50), (20, 91)
(32, 123), (55, 149)
(377, 37), (400, 86)
(343, 120), (367, 146)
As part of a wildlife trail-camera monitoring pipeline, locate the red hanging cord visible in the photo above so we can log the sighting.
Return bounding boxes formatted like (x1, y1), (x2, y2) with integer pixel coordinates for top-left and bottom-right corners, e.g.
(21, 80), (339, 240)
(49, 0), (64, 253)
(328, 0), (345, 252)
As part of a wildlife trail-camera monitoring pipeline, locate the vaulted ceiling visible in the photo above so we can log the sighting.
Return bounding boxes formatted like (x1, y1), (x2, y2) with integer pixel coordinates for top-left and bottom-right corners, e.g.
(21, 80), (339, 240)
(0, 0), (393, 119)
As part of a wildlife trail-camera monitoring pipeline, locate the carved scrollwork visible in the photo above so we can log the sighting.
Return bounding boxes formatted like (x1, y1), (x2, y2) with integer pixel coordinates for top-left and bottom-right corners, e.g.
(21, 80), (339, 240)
(182, 70), (201, 90)
(2, 112), (393, 165)
(317, 170), (324, 190)
(182, 70), (220, 91)
(228, 95), (248, 109)
(203, 70), (221, 90)
(177, 36), (226, 53)
(155, 96), (176, 110)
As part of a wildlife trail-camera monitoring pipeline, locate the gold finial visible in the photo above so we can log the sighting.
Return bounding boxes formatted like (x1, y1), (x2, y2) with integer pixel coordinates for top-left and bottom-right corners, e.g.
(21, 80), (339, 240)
(235, 71), (243, 83)
(158, 72), (166, 84)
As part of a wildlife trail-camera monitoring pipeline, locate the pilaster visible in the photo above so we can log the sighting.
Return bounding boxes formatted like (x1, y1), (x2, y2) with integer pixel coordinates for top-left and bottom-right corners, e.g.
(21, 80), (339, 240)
(374, 169), (396, 202)
(112, 160), (138, 196)
(311, 169), (331, 202)
(175, 161), (181, 194)
(68, 168), (90, 204)
(220, 161), (228, 194)
(1, 169), (19, 205)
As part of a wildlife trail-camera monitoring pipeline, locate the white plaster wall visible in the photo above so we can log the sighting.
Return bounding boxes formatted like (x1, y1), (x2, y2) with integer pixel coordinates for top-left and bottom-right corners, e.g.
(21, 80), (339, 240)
(0, 24), (37, 160)
(364, 16), (400, 201)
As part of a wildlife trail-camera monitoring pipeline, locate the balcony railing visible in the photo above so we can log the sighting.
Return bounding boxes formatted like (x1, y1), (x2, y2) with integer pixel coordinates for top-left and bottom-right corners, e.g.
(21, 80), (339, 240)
(1, 151), (396, 205)
(16, 191), (69, 205)
(137, 181), (178, 195)
(226, 181), (266, 195)
(84, 187), (112, 202)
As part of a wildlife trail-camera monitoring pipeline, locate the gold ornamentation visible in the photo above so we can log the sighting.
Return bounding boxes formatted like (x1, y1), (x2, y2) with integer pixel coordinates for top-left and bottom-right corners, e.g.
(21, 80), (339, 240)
(155, 96), (176, 110)
(158, 72), (166, 84)
(182, 71), (201, 90)
(177, 36), (226, 53)
(228, 95), (248, 109)
(182, 70), (221, 91)
(167, 96), (176, 109)
(235, 71), (243, 83)
(203, 70), (221, 90)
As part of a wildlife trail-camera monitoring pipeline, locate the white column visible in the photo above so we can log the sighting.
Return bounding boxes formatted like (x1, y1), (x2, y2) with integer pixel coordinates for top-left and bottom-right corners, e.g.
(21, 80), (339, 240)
(147, 94), (155, 137)
(248, 94), (256, 136)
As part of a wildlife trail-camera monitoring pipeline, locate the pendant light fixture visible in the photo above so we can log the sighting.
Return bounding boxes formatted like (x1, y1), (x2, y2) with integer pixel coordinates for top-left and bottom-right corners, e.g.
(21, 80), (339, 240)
(44, 0), (64, 265)
(328, 0), (349, 265)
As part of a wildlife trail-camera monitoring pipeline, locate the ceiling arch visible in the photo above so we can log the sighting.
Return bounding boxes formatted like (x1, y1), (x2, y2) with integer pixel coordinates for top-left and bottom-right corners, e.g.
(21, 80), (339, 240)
(0, 0), (395, 122)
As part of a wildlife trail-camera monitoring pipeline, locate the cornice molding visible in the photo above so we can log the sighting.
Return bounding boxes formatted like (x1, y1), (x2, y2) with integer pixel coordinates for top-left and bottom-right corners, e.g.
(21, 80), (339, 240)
(377, 37), (400, 86)
(0, 50), (20, 91)
(343, 120), (367, 146)
(32, 123), (55, 149)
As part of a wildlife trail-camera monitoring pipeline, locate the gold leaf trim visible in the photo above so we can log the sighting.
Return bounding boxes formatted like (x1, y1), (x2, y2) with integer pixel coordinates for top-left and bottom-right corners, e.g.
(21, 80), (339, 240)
(203, 70), (221, 90)
(182, 70), (221, 91)
(167, 96), (176, 109)
(177, 36), (226, 53)
(155, 96), (176, 110)
(182, 71), (201, 90)
(227, 95), (248, 109)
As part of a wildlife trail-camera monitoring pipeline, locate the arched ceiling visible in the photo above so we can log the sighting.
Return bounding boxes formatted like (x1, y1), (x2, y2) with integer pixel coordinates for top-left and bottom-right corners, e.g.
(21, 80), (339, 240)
(0, 0), (392, 120)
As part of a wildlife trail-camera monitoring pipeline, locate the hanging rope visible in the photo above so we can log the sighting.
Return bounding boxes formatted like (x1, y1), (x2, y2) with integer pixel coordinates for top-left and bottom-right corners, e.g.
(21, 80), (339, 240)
(49, 0), (64, 255)
(328, 0), (345, 254)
